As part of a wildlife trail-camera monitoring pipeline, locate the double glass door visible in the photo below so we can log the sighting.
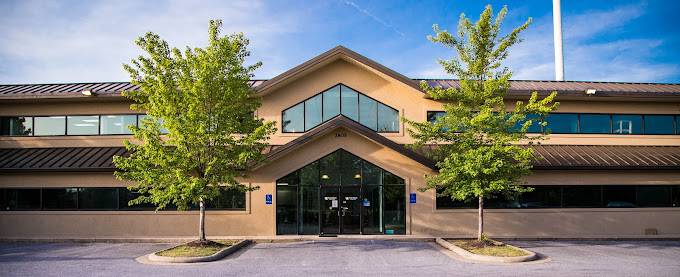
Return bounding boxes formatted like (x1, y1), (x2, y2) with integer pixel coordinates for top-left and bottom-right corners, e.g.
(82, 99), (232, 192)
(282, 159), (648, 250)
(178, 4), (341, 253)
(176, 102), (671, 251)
(321, 186), (361, 234)
(275, 149), (406, 235)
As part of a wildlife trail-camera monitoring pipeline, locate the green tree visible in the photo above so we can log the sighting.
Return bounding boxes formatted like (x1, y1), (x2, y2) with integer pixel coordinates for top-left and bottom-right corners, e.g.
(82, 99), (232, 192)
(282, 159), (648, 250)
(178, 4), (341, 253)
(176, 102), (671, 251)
(405, 5), (558, 241)
(113, 20), (276, 243)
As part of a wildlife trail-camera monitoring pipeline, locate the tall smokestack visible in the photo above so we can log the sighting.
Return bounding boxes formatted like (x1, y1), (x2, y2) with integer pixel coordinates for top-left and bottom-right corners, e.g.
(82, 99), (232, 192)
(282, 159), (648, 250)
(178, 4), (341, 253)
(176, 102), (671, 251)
(552, 0), (565, 81)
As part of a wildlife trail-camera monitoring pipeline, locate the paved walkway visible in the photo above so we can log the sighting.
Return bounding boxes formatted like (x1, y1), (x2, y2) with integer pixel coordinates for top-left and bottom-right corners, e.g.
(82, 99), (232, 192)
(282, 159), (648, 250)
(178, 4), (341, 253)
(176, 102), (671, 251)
(0, 240), (679, 276)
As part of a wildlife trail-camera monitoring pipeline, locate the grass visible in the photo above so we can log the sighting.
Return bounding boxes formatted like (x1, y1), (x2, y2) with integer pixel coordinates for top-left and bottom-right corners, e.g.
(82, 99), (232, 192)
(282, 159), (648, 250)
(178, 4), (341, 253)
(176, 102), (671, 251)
(156, 240), (238, 257)
(448, 239), (527, 257)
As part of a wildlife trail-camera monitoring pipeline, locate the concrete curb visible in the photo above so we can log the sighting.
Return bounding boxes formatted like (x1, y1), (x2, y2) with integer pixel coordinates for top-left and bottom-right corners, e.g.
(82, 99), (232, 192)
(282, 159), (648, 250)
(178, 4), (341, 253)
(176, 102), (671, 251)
(147, 239), (250, 263)
(435, 238), (538, 263)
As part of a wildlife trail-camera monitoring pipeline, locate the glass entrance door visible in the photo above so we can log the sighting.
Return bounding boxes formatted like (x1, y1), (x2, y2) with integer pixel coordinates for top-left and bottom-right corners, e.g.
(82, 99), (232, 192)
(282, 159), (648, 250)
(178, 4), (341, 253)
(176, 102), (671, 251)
(320, 186), (361, 234)
(276, 149), (406, 235)
(340, 186), (361, 234)
(320, 187), (340, 234)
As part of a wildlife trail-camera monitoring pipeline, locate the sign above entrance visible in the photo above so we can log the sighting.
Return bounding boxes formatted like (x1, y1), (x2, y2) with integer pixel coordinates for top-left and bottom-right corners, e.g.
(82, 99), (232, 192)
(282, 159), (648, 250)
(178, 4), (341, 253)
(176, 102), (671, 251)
(265, 194), (272, 205)
(410, 193), (416, 204)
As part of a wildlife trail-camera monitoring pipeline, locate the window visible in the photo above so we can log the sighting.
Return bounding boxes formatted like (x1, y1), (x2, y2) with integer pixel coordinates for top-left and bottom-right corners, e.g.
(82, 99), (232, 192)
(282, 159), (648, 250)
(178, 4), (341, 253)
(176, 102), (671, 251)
(579, 114), (611, 134)
(282, 103), (304, 132)
(322, 86), (341, 121)
(304, 94), (322, 131)
(101, 115), (137, 135)
(67, 115), (100, 135)
(637, 186), (671, 207)
(377, 104), (399, 132)
(0, 117), (33, 136)
(427, 111), (446, 123)
(137, 115), (169, 134)
(0, 189), (41, 210)
(520, 186), (561, 208)
(34, 116), (66, 136)
(42, 188), (78, 210)
(341, 86), (359, 121)
(118, 188), (155, 210)
(546, 114), (579, 134)
(210, 188), (246, 210)
(78, 188), (118, 209)
(275, 149), (405, 235)
(644, 115), (675, 134)
(281, 84), (400, 133)
(435, 185), (680, 209)
(603, 186), (636, 208)
(359, 94), (378, 131)
(613, 115), (642, 134)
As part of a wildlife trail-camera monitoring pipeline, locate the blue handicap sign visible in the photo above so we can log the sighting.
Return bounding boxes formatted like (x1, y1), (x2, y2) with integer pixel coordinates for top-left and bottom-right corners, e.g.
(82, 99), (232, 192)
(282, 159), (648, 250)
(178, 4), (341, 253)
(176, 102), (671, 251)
(265, 194), (272, 205)
(409, 193), (416, 204)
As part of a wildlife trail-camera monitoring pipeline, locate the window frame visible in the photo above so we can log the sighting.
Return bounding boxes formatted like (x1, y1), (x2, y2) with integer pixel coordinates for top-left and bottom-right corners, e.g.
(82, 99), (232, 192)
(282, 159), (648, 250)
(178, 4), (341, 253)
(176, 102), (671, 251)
(280, 83), (400, 134)
(424, 111), (679, 135)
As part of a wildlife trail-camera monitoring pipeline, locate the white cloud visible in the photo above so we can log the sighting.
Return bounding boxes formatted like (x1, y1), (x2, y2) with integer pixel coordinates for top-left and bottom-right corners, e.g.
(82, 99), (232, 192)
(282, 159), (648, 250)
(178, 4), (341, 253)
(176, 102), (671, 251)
(0, 0), (302, 83)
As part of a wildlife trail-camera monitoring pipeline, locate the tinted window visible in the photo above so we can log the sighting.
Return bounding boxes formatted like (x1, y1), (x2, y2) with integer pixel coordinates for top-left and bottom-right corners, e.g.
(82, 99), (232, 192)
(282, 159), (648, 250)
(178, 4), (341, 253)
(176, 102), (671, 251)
(383, 185), (405, 234)
(304, 94), (322, 131)
(673, 186), (680, 207)
(78, 188), (118, 209)
(637, 186), (671, 207)
(42, 188), (78, 209)
(282, 103), (304, 132)
(211, 188), (246, 210)
(0, 117), (33, 136)
(298, 185), (319, 234)
(359, 94), (377, 131)
(319, 151), (341, 186)
(101, 115), (137, 135)
(137, 115), (169, 134)
(322, 86), (341, 121)
(579, 114), (611, 134)
(612, 115), (642, 134)
(362, 161), (382, 186)
(427, 111), (445, 123)
(562, 186), (602, 207)
(341, 151), (362, 186)
(644, 115), (675, 134)
(67, 115), (99, 135)
(377, 104), (399, 132)
(34, 116), (66, 136)
(546, 114), (578, 134)
(276, 185), (297, 235)
(521, 113), (543, 133)
(603, 186), (636, 208)
(340, 85), (359, 121)
(4, 189), (41, 210)
(521, 186), (561, 208)
(118, 189), (155, 210)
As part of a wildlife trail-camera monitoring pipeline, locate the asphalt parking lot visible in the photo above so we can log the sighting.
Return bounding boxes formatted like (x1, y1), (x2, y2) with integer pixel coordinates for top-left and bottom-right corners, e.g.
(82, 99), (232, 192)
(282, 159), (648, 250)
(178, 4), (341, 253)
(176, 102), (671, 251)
(0, 239), (679, 277)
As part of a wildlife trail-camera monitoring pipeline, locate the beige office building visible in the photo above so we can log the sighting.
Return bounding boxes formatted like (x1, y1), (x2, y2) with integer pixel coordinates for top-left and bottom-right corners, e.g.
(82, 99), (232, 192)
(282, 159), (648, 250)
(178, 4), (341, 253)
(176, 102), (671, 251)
(1, 46), (679, 240)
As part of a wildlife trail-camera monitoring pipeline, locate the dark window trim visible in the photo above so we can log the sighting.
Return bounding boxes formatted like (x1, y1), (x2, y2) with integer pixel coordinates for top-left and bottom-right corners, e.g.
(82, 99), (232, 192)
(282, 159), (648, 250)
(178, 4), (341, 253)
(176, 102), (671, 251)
(425, 111), (679, 135)
(281, 83), (400, 134)
(1, 114), (145, 137)
(435, 184), (680, 209)
(0, 187), (246, 211)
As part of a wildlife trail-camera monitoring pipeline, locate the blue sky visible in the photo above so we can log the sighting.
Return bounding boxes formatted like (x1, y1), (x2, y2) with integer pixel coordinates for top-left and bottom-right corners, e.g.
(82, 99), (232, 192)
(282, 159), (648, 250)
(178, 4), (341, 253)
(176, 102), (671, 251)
(1, 0), (679, 84)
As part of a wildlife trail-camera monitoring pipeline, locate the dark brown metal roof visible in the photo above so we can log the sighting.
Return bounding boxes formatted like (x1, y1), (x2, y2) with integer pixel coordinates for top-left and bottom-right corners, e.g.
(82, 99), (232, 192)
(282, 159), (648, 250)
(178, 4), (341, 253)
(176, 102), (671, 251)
(418, 79), (680, 98)
(530, 145), (680, 170)
(1, 145), (679, 172)
(0, 147), (128, 172)
(0, 80), (266, 100)
(1, 79), (678, 100)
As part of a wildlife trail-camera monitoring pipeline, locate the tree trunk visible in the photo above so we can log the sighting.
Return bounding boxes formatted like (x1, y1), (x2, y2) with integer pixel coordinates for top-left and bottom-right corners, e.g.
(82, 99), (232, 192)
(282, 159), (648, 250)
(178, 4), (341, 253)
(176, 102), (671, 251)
(199, 199), (206, 241)
(478, 196), (484, 241)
